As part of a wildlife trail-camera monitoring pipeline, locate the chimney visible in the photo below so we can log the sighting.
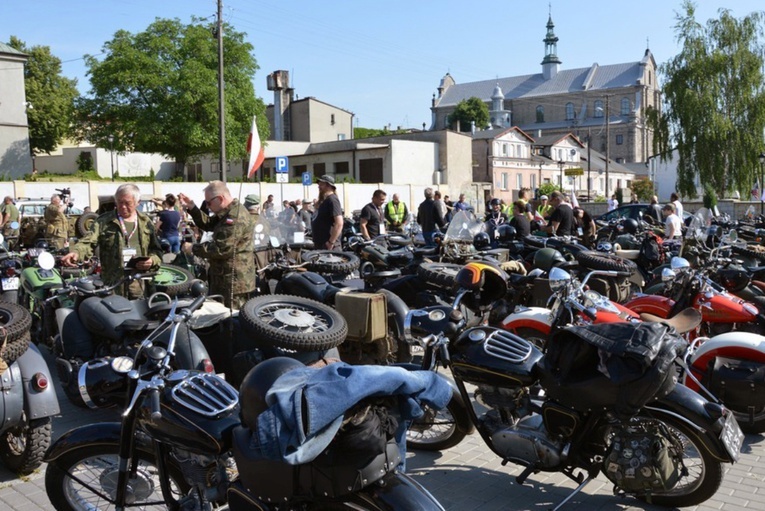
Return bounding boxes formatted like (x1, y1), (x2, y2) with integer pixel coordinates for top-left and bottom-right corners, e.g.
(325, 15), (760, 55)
(267, 70), (290, 141)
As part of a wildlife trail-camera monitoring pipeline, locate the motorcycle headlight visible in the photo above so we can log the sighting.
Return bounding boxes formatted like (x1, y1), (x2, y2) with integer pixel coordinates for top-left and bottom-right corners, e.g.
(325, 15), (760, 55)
(77, 356), (133, 409)
(548, 267), (572, 293)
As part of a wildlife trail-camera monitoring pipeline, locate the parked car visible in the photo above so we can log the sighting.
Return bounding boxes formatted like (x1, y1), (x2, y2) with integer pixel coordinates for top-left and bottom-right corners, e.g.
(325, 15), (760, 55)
(16, 198), (89, 247)
(595, 203), (693, 226)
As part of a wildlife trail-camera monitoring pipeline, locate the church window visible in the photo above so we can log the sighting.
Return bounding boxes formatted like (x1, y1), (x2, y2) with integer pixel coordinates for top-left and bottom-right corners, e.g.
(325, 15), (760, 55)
(536, 105), (544, 123)
(621, 98), (630, 115)
(565, 102), (575, 121)
(594, 100), (604, 118)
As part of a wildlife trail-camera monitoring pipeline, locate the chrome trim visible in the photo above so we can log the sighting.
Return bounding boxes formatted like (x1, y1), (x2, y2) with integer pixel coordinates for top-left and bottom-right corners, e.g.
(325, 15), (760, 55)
(78, 361), (99, 409)
(171, 373), (238, 417)
(482, 329), (532, 363)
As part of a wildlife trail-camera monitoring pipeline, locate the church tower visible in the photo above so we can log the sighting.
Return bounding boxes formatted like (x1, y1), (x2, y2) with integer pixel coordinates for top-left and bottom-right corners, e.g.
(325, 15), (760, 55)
(541, 14), (561, 80)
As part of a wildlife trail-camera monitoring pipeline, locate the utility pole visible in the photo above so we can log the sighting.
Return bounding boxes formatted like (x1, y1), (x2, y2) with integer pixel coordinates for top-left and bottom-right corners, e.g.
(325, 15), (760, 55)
(605, 95), (610, 199)
(586, 127), (591, 200)
(217, 0), (227, 182)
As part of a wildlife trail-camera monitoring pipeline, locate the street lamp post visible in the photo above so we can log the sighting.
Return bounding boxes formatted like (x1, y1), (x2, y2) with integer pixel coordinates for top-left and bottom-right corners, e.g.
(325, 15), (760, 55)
(759, 152), (765, 214)
(108, 135), (115, 182)
(557, 160), (565, 191)
(586, 128), (591, 201)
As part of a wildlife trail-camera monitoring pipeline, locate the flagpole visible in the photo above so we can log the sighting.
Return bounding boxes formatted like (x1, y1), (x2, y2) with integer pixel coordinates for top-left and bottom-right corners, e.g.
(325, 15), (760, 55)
(217, 0), (227, 183)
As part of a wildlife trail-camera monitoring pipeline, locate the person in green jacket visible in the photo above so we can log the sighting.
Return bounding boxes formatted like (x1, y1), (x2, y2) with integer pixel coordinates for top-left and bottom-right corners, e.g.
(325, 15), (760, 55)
(0, 196), (19, 239)
(178, 181), (255, 309)
(61, 183), (163, 298)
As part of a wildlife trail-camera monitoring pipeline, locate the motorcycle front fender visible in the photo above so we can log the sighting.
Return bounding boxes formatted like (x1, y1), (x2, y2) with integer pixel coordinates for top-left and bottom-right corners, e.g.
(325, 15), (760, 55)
(499, 307), (552, 334)
(16, 343), (60, 419)
(45, 422), (153, 463)
(643, 384), (737, 462)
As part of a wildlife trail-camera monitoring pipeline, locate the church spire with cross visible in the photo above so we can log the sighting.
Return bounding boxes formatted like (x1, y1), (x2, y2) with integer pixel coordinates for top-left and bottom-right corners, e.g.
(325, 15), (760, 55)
(541, 6), (561, 80)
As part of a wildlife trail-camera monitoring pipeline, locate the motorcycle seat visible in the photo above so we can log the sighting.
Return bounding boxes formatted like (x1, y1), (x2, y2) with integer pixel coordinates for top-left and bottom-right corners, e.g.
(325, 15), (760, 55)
(413, 247), (439, 257)
(118, 318), (162, 332)
(639, 307), (702, 335)
(387, 236), (412, 248)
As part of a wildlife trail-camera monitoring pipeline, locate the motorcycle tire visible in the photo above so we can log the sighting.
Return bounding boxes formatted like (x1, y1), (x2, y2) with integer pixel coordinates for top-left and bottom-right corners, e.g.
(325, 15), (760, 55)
(575, 250), (637, 275)
(150, 264), (193, 297)
(634, 414), (723, 507)
(0, 416), (51, 475)
(301, 250), (360, 275)
(45, 443), (190, 511)
(240, 294), (347, 352)
(732, 244), (765, 261)
(1, 332), (31, 366)
(75, 212), (99, 238)
(407, 387), (470, 451)
(417, 262), (462, 289)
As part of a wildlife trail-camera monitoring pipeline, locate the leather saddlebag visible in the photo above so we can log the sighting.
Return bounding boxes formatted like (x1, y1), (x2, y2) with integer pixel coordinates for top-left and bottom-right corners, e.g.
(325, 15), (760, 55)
(704, 356), (765, 414)
(335, 292), (387, 343)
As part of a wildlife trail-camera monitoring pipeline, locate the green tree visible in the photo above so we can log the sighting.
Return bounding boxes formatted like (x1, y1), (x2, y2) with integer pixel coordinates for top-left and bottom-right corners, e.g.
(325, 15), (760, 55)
(538, 182), (561, 198)
(649, 2), (765, 198)
(447, 97), (489, 132)
(75, 18), (268, 178)
(8, 36), (78, 155)
(630, 178), (655, 202)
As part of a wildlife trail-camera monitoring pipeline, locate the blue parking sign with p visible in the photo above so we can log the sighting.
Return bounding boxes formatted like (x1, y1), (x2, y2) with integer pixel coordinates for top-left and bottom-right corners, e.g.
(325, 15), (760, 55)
(302, 172), (312, 186)
(275, 156), (289, 173)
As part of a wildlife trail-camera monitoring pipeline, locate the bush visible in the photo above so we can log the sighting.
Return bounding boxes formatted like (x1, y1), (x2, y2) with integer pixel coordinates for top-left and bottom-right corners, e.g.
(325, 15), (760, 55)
(703, 184), (718, 209)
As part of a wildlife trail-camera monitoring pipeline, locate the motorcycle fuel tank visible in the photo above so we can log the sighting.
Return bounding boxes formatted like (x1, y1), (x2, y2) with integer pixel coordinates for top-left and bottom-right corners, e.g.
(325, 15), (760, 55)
(450, 327), (542, 387)
(137, 371), (241, 455)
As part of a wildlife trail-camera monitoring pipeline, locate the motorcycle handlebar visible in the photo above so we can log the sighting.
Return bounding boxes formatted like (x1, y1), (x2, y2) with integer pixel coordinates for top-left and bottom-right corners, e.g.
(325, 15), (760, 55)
(148, 388), (162, 420)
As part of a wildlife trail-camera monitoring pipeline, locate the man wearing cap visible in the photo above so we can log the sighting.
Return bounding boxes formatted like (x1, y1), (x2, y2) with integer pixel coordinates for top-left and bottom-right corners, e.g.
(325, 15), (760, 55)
(312, 175), (343, 250)
(0, 196), (19, 239)
(360, 189), (387, 240)
(298, 199), (313, 234)
(384, 193), (408, 233)
(537, 195), (553, 219)
(178, 181), (255, 309)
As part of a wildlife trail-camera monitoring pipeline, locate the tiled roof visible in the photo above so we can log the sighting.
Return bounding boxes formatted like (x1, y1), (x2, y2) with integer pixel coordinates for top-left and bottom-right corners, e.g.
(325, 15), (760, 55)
(438, 62), (643, 107)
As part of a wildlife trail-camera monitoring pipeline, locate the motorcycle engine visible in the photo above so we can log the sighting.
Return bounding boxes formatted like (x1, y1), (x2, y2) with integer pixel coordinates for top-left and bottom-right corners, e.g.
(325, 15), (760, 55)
(171, 449), (236, 504)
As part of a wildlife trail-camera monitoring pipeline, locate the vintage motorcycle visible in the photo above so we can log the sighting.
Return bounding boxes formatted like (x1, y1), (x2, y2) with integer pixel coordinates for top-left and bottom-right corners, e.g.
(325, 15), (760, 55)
(0, 300), (60, 475)
(0, 230), (23, 303)
(404, 261), (744, 509)
(49, 268), (214, 406)
(44, 290), (448, 511)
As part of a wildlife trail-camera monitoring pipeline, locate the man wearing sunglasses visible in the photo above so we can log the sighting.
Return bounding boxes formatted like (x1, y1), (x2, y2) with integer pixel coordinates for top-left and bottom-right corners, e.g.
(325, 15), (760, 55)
(178, 181), (255, 309)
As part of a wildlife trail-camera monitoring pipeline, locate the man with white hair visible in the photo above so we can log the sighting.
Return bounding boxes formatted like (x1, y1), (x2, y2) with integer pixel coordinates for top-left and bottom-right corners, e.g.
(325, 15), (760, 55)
(62, 183), (163, 298)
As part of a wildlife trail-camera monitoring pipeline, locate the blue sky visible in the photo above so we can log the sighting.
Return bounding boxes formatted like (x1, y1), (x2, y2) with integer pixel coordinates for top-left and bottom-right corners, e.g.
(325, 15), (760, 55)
(2, 1), (763, 130)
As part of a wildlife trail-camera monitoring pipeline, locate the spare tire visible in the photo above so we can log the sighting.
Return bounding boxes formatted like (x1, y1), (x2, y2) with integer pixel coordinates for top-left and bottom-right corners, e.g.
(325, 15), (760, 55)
(417, 262), (463, 289)
(301, 251), (360, 275)
(0, 302), (33, 365)
(75, 212), (99, 237)
(732, 244), (765, 261)
(240, 295), (347, 352)
(150, 265), (194, 297)
(575, 250), (637, 275)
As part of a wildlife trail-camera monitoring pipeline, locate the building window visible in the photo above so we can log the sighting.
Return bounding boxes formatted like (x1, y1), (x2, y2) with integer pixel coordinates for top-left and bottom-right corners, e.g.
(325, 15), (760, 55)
(536, 105), (544, 123)
(334, 161), (350, 174)
(501, 173), (509, 190)
(516, 173), (523, 189)
(616, 134), (623, 145)
(616, 157), (625, 164)
(594, 100), (604, 118)
(314, 162), (326, 174)
(502, 143), (508, 156)
(565, 102), (574, 121)
(531, 173), (537, 190)
(294, 164), (307, 175)
(621, 97), (630, 115)
(600, 178), (604, 191)
(331, 114), (336, 125)
(337, 133), (346, 141)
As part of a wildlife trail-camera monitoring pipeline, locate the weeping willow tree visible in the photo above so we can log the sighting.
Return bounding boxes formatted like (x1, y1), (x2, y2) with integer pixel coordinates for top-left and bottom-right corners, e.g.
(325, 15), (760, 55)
(650, 2), (765, 198)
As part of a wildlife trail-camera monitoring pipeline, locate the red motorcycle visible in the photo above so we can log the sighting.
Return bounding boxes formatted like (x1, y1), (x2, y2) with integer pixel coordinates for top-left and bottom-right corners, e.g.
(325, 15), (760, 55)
(624, 256), (763, 337)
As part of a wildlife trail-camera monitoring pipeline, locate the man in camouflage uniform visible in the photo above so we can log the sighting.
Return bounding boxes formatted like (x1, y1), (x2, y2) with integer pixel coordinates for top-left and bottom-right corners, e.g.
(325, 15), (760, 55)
(178, 181), (255, 309)
(61, 184), (163, 299)
(0, 196), (19, 240)
(45, 194), (69, 250)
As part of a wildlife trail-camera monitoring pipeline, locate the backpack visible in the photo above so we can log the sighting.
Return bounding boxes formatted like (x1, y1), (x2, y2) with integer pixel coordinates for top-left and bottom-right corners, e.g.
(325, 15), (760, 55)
(638, 232), (663, 270)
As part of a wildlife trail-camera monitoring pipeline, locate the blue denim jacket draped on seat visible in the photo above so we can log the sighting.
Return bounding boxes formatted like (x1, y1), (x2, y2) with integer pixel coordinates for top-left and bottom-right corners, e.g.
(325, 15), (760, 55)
(253, 363), (452, 465)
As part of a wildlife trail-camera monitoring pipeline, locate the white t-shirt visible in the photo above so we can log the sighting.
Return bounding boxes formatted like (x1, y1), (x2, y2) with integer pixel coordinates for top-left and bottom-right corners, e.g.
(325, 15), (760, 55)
(665, 213), (683, 238)
(672, 200), (684, 219)
(607, 198), (619, 211)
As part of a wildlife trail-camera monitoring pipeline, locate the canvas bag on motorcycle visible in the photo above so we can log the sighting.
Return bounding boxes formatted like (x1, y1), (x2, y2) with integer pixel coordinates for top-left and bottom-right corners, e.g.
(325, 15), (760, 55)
(542, 322), (685, 417)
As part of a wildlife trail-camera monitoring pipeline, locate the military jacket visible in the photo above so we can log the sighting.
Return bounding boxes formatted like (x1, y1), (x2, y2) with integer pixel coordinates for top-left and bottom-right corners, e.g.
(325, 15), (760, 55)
(189, 199), (256, 300)
(70, 210), (163, 286)
(44, 204), (68, 238)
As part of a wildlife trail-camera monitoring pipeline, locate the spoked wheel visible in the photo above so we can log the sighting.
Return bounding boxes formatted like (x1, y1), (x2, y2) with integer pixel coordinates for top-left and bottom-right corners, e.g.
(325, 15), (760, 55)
(635, 415), (724, 507)
(0, 415), (51, 475)
(45, 444), (189, 511)
(406, 388), (469, 451)
(240, 295), (347, 351)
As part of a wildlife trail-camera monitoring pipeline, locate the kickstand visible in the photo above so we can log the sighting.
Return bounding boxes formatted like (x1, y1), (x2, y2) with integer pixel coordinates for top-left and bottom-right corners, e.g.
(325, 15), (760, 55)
(550, 474), (593, 511)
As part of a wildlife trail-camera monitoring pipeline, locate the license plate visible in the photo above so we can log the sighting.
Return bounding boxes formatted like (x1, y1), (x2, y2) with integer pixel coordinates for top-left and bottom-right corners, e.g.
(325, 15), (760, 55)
(1, 277), (19, 291)
(720, 411), (744, 461)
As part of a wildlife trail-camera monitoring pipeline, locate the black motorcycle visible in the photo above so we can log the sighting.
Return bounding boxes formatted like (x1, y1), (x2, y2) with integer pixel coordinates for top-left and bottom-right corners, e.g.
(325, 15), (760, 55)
(44, 289), (447, 511)
(403, 262), (744, 509)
